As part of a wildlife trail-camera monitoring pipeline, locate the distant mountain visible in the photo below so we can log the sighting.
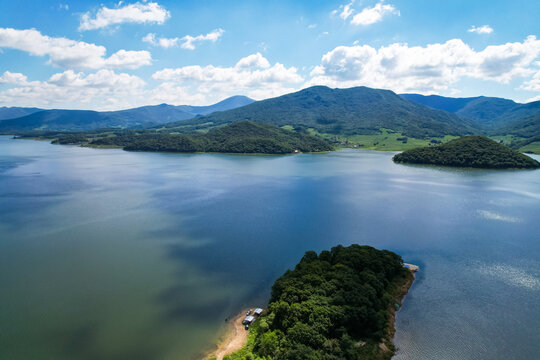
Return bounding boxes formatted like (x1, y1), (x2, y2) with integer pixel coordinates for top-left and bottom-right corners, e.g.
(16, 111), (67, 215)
(393, 136), (540, 169)
(0, 107), (43, 120)
(0, 96), (254, 132)
(164, 86), (477, 139)
(400, 94), (540, 131)
(174, 95), (255, 115)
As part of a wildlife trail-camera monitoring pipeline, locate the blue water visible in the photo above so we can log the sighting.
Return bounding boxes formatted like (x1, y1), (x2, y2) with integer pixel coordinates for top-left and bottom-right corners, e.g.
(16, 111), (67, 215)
(0, 136), (539, 359)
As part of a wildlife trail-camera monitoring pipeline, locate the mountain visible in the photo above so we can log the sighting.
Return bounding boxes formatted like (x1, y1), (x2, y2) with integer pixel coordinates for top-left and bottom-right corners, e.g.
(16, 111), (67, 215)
(174, 95), (254, 115)
(393, 136), (540, 169)
(0, 107), (43, 120)
(54, 121), (333, 154)
(0, 96), (254, 132)
(163, 86), (477, 139)
(400, 94), (540, 130)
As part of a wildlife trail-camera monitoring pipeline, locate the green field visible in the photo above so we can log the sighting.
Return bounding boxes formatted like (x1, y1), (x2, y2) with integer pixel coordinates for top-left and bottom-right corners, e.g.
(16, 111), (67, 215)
(519, 141), (540, 154)
(300, 128), (459, 151)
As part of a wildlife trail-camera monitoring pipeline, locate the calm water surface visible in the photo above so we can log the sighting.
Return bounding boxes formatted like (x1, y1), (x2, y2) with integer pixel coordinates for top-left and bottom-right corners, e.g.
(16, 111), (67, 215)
(0, 136), (539, 360)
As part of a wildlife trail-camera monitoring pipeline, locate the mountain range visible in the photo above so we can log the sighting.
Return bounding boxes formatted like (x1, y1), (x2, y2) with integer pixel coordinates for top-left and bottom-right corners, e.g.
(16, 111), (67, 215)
(0, 107), (43, 120)
(1, 87), (539, 147)
(163, 86), (477, 139)
(400, 93), (540, 135)
(0, 95), (254, 131)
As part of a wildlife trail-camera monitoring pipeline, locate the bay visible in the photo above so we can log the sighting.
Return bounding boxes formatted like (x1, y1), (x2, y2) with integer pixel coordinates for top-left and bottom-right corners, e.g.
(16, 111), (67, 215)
(0, 135), (539, 359)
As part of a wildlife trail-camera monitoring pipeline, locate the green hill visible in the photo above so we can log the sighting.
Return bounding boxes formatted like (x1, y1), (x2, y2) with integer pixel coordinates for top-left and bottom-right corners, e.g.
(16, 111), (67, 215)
(67, 121), (333, 154)
(224, 244), (413, 360)
(164, 86), (477, 139)
(393, 136), (540, 169)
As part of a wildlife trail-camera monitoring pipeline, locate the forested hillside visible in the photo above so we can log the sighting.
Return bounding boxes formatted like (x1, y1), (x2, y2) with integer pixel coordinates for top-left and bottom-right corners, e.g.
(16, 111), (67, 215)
(164, 86), (476, 139)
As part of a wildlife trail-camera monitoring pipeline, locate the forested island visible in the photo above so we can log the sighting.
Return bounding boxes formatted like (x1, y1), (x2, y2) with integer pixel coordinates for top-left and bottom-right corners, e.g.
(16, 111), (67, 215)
(393, 136), (540, 169)
(221, 245), (415, 360)
(50, 121), (333, 154)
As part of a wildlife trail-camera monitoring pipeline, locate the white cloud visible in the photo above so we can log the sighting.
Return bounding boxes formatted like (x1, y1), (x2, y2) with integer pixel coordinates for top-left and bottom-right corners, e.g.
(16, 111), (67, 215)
(0, 71), (29, 85)
(142, 29), (224, 50)
(525, 94), (540, 102)
(235, 52), (270, 69)
(308, 24), (317, 29)
(468, 25), (494, 35)
(181, 29), (224, 50)
(142, 33), (179, 48)
(340, 1), (355, 20)
(351, 1), (399, 26)
(308, 36), (540, 94)
(151, 53), (303, 104)
(0, 70), (146, 110)
(520, 67), (540, 91)
(79, 1), (170, 31)
(0, 28), (151, 69)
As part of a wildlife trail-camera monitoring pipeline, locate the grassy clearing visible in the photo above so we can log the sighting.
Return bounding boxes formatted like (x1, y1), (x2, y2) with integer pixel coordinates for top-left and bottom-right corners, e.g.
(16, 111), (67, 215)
(491, 135), (540, 154)
(306, 128), (458, 151)
(519, 141), (540, 154)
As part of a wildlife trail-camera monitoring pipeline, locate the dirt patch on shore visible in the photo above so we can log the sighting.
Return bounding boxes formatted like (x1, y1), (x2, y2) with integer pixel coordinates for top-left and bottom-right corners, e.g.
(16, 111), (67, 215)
(208, 310), (249, 360)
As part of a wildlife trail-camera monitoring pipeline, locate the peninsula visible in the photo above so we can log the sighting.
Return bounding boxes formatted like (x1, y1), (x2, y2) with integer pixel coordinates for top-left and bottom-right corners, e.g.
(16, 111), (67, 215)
(53, 121), (334, 154)
(218, 245), (415, 360)
(393, 136), (540, 169)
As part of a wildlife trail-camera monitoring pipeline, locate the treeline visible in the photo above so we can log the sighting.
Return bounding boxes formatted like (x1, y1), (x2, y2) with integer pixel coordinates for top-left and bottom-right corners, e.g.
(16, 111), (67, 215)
(88, 121), (333, 154)
(393, 135), (540, 169)
(226, 245), (412, 360)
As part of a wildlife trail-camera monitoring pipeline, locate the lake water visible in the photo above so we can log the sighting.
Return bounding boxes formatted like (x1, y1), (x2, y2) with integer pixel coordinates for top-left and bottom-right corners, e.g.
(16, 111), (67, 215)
(1, 135), (539, 360)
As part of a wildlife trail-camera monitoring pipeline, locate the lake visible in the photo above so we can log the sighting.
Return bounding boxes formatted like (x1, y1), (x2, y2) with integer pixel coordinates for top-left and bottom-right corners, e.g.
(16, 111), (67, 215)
(1, 135), (539, 360)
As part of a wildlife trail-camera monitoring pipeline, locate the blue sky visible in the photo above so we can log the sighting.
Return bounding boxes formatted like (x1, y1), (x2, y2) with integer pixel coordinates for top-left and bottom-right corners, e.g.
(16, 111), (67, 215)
(0, 0), (539, 110)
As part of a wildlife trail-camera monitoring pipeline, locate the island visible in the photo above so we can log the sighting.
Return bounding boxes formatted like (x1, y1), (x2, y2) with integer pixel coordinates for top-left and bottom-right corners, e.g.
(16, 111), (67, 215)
(214, 244), (415, 360)
(392, 136), (540, 169)
(50, 121), (333, 154)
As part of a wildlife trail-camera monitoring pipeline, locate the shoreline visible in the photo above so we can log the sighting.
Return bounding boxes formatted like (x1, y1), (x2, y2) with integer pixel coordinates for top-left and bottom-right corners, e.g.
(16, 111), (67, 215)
(205, 268), (416, 360)
(4, 135), (540, 155)
(383, 268), (416, 358)
(205, 309), (250, 360)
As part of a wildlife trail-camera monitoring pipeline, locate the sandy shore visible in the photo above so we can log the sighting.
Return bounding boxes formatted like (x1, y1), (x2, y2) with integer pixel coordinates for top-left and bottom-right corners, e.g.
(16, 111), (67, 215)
(207, 310), (249, 360)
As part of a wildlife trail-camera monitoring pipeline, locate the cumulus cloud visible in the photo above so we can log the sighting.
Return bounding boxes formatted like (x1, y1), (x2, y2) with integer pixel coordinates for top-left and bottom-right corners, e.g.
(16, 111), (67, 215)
(79, 1), (170, 31)
(142, 32), (179, 48)
(142, 29), (224, 49)
(520, 66), (540, 91)
(235, 52), (270, 69)
(351, 1), (400, 25)
(334, 1), (399, 25)
(180, 29), (224, 50)
(309, 36), (540, 94)
(0, 70), (146, 110)
(0, 71), (29, 85)
(0, 28), (151, 69)
(468, 25), (494, 34)
(151, 53), (303, 104)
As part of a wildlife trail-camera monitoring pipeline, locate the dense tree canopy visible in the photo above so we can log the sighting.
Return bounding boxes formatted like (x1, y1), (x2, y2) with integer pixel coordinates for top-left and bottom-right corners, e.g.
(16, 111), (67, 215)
(88, 121), (333, 154)
(226, 245), (412, 360)
(164, 86), (476, 139)
(393, 136), (540, 169)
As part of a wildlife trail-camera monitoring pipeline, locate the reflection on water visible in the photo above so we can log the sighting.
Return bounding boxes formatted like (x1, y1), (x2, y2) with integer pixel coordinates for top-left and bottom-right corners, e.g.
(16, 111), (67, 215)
(0, 136), (539, 360)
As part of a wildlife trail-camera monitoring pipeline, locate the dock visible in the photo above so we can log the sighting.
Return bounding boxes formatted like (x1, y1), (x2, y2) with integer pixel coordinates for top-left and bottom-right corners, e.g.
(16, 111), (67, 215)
(403, 263), (419, 272)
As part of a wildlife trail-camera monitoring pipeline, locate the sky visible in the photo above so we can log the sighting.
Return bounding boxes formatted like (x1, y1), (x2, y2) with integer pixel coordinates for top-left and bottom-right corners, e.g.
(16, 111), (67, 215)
(0, 0), (539, 110)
